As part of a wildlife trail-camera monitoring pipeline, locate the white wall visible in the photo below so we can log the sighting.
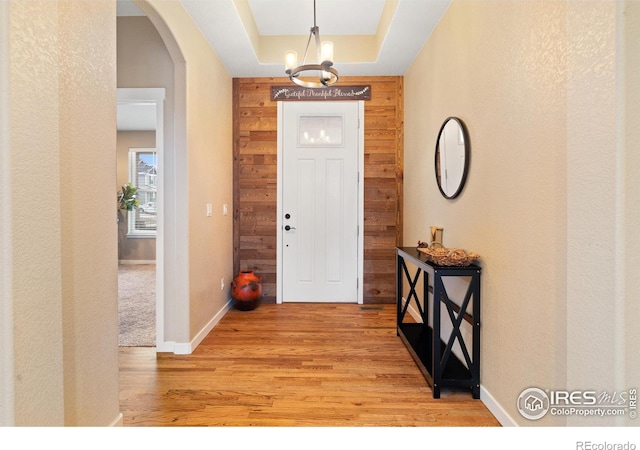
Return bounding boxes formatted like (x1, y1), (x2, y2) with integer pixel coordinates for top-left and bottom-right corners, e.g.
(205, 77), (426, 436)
(404, 0), (638, 426)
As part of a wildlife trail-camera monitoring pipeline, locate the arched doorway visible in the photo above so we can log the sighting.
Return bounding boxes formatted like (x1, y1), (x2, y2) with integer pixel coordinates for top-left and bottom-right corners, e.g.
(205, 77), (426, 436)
(117, 1), (188, 353)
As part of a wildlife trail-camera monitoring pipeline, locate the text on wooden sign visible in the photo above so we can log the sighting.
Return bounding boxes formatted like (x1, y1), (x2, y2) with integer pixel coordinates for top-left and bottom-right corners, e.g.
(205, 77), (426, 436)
(271, 85), (371, 101)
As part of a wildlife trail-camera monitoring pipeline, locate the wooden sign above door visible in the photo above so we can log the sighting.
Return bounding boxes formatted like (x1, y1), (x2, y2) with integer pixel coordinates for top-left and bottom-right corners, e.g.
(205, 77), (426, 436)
(271, 85), (371, 101)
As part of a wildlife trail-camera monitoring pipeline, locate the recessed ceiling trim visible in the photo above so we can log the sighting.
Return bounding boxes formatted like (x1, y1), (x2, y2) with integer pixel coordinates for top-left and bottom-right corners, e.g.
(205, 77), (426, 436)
(233, 0), (262, 57)
(180, 0), (451, 78)
(246, 0), (387, 36)
(239, 0), (396, 66)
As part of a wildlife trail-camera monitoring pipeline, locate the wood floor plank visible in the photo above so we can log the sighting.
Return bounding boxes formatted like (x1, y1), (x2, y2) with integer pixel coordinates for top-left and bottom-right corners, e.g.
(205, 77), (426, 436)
(119, 304), (500, 427)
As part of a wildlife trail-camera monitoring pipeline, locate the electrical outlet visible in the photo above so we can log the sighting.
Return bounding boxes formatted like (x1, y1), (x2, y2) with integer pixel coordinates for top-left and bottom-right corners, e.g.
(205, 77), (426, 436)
(223, 203), (228, 216)
(220, 278), (225, 290)
(206, 203), (213, 217)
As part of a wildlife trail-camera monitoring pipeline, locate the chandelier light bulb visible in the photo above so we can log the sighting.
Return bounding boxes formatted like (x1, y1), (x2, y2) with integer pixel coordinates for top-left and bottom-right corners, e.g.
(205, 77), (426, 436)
(285, 51), (298, 72)
(321, 41), (333, 64)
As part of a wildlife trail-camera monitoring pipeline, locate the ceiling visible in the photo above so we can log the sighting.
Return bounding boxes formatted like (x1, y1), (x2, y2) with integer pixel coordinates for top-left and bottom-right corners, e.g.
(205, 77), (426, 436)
(116, 0), (450, 130)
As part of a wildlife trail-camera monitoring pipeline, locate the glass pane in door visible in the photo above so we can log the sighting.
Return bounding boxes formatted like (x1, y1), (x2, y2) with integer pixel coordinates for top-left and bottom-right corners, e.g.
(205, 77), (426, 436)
(298, 115), (344, 147)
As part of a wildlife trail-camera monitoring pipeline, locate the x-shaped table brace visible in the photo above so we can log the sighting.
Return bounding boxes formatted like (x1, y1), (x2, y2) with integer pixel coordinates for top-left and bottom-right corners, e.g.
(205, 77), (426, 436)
(433, 270), (480, 398)
(399, 258), (426, 323)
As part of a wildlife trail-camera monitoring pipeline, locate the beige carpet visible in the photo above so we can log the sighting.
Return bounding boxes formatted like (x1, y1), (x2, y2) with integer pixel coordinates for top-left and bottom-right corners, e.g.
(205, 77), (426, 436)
(118, 264), (155, 347)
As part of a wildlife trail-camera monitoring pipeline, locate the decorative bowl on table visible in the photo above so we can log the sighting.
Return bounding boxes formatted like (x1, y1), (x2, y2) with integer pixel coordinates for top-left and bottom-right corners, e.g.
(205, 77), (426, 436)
(416, 242), (480, 267)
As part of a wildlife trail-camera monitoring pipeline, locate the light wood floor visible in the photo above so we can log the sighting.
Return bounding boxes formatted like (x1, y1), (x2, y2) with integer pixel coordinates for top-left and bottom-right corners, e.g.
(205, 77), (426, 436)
(119, 303), (500, 426)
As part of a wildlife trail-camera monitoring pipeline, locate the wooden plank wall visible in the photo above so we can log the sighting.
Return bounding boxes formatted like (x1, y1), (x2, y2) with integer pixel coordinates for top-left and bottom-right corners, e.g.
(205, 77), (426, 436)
(233, 76), (403, 304)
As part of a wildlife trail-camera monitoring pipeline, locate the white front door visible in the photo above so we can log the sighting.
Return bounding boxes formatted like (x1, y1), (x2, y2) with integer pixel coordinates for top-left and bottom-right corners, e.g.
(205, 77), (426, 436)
(279, 101), (362, 303)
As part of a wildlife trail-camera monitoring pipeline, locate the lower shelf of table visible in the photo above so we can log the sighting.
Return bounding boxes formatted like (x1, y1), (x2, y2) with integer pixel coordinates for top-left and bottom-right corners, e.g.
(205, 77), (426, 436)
(398, 322), (479, 398)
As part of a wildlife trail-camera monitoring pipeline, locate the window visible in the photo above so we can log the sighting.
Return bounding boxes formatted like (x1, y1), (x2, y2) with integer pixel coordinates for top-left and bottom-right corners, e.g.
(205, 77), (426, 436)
(298, 115), (344, 147)
(128, 148), (157, 237)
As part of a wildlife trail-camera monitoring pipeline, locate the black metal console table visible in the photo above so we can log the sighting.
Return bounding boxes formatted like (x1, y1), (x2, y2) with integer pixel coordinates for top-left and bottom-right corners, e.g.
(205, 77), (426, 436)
(396, 247), (481, 399)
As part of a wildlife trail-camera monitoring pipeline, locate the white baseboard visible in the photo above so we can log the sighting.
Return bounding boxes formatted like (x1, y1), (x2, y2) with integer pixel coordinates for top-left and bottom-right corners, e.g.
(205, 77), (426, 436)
(480, 385), (519, 426)
(405, 299), (422, 322)
(109, 412), (124, 427)
(118, 260), (156, 265)
(189, 299), (234, 352)
(156, 299), (233, 355)
(155, 340), (177, 353)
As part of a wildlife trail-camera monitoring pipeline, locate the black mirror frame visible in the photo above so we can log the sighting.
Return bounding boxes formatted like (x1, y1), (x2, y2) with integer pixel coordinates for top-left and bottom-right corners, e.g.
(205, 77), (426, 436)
(434, 117), (470, 199)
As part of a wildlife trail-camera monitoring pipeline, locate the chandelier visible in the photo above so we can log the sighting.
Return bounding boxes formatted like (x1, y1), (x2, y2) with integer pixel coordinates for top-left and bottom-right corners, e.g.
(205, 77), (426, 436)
(284, 0), (338, 88)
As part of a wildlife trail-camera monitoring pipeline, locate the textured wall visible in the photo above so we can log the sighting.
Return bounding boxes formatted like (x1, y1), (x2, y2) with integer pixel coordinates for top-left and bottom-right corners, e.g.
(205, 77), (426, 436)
(565, 0), (618, 426)
(6, 0), (66, 425)
(0, 0), (9, 425)
(58, 0), (119, 426)
(3, 0), (119, 425)
(623, 1), (640, 419)
(405, 0), (635, 426)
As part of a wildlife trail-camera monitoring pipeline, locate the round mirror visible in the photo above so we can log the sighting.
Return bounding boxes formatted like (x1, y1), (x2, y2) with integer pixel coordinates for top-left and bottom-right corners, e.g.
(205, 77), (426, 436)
(434, 117), (469, 199)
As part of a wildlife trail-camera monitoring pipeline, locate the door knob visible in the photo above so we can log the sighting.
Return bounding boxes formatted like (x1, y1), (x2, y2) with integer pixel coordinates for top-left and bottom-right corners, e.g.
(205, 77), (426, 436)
(284, 225), (296, 231)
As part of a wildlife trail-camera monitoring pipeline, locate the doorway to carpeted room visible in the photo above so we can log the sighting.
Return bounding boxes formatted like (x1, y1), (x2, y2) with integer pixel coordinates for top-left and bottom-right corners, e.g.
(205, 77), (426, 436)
(118, 264), (155, 347)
